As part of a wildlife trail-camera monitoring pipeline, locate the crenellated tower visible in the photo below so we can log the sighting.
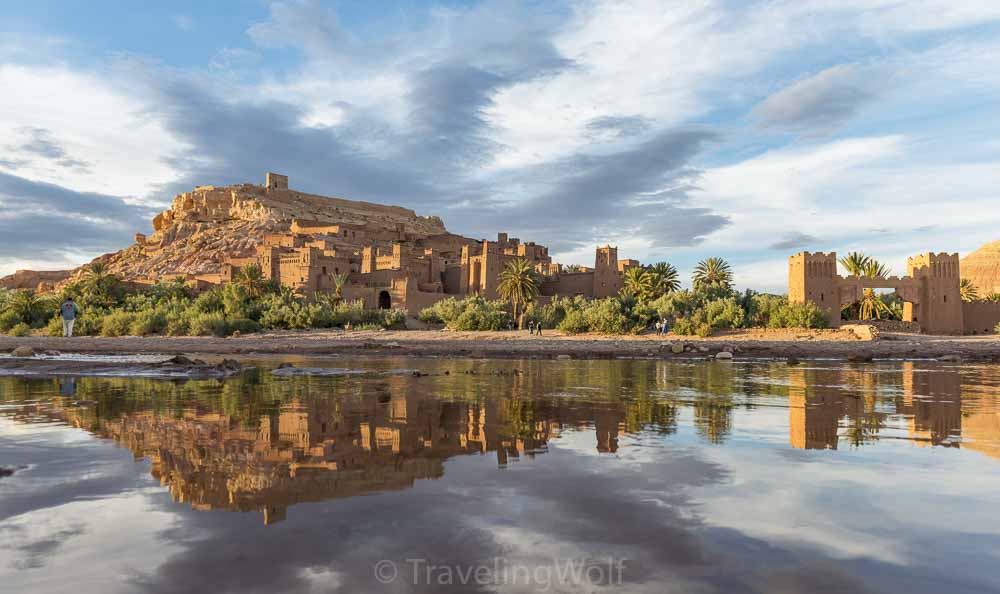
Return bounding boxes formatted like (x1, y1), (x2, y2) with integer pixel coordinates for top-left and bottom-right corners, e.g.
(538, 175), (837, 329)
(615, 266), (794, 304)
(907, 253), (963, 334)
(789, 252), (841, 326)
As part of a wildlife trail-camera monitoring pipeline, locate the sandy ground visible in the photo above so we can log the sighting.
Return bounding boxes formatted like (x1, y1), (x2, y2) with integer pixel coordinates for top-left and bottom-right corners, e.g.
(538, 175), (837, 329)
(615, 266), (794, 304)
(2, 327), (1000, 361)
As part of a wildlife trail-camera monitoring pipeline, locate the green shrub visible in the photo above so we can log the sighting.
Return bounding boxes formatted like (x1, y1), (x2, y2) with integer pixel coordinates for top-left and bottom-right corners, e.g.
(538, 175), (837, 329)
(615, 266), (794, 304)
(129, 310), (168, 336)
(417, 297), (509, 331)
(704, 297), (745, 330)
(418, 297), (465, 325)
(768, 301), (828, 329)
(188, 312), (231, 337)
(0, 310), (20, 332)
(101, 311), (136, 337)
(7, 322), (31, 337)
(368, 308), (407, 329)
(672, 298), (747, 337)
(557, 309), (590, 334)
(192, 289), (225, 313)
(448, 298), (510, 331)
(524, 296), (584, 329)
(584, 299), (633, 335)
(165, 311), (191, 336)
(994, 321), (1000, 334)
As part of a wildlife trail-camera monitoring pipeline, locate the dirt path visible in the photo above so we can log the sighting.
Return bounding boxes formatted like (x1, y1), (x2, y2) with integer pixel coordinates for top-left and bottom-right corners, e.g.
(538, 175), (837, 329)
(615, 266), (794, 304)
(2, 328), (1000, 361)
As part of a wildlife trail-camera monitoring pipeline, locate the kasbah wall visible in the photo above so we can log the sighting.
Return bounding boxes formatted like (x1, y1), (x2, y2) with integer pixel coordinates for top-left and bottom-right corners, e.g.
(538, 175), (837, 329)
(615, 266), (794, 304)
(220, 174), (640, 312)
(790, 251), (1000, 335)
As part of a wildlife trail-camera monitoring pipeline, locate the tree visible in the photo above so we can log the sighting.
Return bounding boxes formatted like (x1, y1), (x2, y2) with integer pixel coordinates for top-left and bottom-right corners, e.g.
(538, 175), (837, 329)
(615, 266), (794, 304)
(82, 261), (121, 306)
(234, 263), (267, 299)
(562, 264), (583, 273)
(838, 252), (892, 320)
(960, 278), (979, 302)
(331, 273), (349, 303)
(497, 258), (540, 328)
(692, 258), (733, 291)
(623, 267), (654, 301)
(649, 262), (680, 296)
(7, 289), (54, 326)
(838, 252), (870, 277)
(984, 292), (1000, 303)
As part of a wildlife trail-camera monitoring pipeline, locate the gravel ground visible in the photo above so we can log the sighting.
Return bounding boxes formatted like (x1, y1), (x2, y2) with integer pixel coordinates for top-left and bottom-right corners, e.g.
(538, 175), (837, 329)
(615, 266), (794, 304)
(2, 328), (999, 361)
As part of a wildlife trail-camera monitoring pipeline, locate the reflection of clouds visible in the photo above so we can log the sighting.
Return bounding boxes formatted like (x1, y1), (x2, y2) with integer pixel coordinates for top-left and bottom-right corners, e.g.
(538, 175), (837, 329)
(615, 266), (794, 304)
(694, 442), (1000, 570)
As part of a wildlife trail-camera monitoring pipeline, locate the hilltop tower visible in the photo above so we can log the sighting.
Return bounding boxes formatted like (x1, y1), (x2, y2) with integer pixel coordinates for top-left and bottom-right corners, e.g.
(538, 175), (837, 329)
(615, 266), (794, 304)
(789, 252), (841, 326)
(265, 172), (288, 190)
(907, 253), (963, 334)
(593, 246), (621, 298)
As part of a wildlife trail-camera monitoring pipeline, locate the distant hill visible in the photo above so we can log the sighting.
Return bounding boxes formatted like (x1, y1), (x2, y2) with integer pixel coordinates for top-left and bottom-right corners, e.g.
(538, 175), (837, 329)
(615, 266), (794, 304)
(961, 240), (1000, 296)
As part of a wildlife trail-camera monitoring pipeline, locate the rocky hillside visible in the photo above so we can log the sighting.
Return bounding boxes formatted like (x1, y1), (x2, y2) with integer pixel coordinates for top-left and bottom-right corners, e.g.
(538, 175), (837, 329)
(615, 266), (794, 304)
(2, 179), (451, 289)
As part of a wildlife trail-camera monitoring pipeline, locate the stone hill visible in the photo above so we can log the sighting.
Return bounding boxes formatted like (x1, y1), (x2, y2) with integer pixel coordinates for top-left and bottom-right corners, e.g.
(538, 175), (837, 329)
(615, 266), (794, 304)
(961, 240), (1000, 296)
(1, 173), (454, 289)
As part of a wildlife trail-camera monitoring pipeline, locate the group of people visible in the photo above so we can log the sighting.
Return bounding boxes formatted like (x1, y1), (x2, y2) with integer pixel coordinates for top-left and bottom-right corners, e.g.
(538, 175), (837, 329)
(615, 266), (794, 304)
(654, 318), (669, 335)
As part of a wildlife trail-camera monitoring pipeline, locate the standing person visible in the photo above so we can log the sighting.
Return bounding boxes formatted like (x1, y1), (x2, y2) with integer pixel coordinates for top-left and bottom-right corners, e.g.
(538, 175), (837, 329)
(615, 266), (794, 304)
(536, 322), (542, 336)
(528, 320), (535, 335)
(655, 320), (662, 334)
(660, 318), (669, 335)
(60, 297), (78, 337)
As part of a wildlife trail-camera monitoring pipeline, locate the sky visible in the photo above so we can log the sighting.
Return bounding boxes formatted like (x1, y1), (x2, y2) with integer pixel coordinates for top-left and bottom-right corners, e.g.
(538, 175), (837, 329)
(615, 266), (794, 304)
(1, 0), (999, 292)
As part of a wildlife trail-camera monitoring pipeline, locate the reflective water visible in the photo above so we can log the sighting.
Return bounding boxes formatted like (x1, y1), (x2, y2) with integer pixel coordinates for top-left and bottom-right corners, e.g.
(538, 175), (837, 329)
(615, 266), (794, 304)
(2, 358), (1000, 594)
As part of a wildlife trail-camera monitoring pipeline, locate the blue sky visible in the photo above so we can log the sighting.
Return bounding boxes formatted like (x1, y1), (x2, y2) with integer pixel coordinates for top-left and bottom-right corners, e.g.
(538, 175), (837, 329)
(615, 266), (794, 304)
(2, 0), (1000, 291)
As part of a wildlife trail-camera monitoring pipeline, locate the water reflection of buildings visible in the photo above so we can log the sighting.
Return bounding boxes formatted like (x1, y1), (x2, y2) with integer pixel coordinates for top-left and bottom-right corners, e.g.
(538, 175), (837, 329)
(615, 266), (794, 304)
(27, 385), (631, 525)
(788, 363), (999, 454)
(4, 359), (999, 523)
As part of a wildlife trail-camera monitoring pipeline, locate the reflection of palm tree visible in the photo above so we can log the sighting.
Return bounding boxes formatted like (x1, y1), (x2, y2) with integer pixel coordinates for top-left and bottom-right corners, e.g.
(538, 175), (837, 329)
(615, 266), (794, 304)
(692, 258), (733, 290)
(845, 413), (885, 448)
(960, 278), (979, 302)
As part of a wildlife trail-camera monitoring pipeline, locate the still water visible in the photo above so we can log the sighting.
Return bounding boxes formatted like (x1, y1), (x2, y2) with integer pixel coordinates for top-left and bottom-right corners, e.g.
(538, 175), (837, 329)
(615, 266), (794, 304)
(2, 358), (1000, 594)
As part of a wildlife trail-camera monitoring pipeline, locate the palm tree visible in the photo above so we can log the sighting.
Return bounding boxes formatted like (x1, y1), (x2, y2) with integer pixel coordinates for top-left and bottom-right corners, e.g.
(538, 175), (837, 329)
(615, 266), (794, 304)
(960, 278), (979, 302)
(497, 258), (540, 328)
(649, 262), (680, 296)
(838, 251), (870, 277)
(839, 252), (891, 320)
(83, 261), (119, 305)
(8, 290), (41, 324)
(692, 257), (733, 290)
(984, 292), (1000, 303)
(234, 263), (267, 299)
(623, 267), (654, 301)
(331, 273), (349, 303)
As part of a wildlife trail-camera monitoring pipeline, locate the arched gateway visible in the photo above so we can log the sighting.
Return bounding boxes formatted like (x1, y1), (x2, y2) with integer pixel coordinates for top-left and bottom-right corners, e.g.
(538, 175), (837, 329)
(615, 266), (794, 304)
(789, 252), (964, 334)
(378, 290), (391, 310)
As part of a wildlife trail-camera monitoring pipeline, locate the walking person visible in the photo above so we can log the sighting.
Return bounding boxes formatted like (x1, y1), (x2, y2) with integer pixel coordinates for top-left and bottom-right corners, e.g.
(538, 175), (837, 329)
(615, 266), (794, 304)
(60, 297), (78, 337)
(536, 323), (542, 336)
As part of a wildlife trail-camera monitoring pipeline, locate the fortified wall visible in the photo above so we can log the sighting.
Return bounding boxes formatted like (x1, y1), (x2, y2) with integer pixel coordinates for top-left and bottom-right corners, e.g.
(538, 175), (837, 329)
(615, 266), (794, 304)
(790, 251), (1000, 334)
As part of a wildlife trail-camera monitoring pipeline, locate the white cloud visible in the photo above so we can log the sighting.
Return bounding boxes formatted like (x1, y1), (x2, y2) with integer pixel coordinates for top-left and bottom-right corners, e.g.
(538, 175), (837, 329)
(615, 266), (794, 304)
(0, 64), (184, 200)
